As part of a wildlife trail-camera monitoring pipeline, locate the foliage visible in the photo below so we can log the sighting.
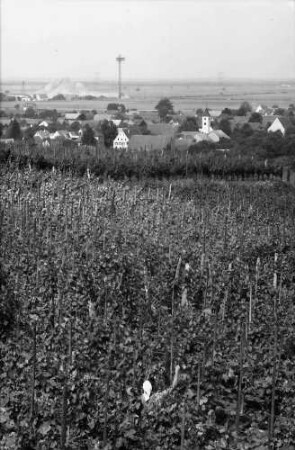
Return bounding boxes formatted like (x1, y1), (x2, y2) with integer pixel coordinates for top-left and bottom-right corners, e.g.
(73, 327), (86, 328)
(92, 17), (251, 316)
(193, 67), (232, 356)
(155, 98), (174, 121)
(24, 107), (37, 118)
(82, 125), (96, 146)
(1, 139), (293, 182)
(1, 170), (295, 449)
(179, 116), (199, 132)
(237, 101), (252, 116)
(6, 119), (22, 140)
(0, 262), (18, 339)
(221, 107), (233, 116)
(248, 112), (263, 123)
(107, 103), (126, 113)
(38, 109), (59, 121)
(219, 118), (232, 136)
(70, 121), (81, 132)
(50, 94), (66, 101)
(100, 120), (118, 148)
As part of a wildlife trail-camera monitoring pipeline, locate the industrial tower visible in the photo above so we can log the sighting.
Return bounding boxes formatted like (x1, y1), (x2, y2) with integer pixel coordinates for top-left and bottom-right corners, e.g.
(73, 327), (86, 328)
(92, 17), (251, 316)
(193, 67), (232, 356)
(116, 54), (125, 99)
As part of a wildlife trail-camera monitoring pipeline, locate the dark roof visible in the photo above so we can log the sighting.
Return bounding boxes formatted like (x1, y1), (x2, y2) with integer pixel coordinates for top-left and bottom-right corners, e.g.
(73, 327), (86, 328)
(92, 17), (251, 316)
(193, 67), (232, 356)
(261, 115), (279, 127)
(247, 122), (264, 132)
(229, 116), (249, 131)
(178, 131), (197, 139)
(147, 123), (179, 136)
(278, 117), (293, 129)
(128, 135), (172, 151)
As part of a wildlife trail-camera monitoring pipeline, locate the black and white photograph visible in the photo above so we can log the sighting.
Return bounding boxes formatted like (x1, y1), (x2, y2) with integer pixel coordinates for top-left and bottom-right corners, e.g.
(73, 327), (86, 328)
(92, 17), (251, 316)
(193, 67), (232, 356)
(1, 0), (295, 449)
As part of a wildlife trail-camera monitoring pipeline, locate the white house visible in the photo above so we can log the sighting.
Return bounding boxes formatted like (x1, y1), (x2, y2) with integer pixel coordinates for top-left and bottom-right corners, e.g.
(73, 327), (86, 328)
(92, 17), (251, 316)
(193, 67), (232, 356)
(267, 117), (292, 136)
(255, 104), (266, 114)
(65, 113), (81, 121)
(113, 128), (129, 149)
(34, 130), (50, 140)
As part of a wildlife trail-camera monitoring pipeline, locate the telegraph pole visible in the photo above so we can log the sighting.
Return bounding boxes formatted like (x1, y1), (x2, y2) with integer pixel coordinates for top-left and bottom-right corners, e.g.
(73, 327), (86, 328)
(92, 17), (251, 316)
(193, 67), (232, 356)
(116, 55), (125, 99)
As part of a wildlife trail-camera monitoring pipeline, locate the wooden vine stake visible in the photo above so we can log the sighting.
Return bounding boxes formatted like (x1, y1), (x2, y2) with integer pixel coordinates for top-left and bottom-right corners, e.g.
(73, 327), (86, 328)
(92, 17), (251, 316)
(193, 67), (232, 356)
(196, 362), (201, 412)
(248, 283), (253, 333)
(103, 325), (116, 448)
(170, 256), (182, 383)
(255, 257), (260, 297)
(269, 258), (279, 449)
(180, 404), (186, 450)
(60, 379), (68, 450)
(273, 253), (278, 290)
(235, 321), (245, 436)
(168, 183), (172, 201)
(30, 319), (37, 422)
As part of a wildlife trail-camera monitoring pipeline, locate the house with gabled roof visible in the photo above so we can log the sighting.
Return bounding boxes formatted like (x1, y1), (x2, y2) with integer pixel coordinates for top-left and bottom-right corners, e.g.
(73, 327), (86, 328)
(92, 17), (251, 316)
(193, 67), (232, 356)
(267, 117), (293, 136)
(34, 130), (50, 141)
(39, 120), (49, 128)
(113, 128), (129, 149)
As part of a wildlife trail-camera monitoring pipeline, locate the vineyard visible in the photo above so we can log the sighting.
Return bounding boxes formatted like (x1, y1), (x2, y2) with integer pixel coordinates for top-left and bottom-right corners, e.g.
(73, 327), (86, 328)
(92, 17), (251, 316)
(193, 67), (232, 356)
(1, 165), (295, 449)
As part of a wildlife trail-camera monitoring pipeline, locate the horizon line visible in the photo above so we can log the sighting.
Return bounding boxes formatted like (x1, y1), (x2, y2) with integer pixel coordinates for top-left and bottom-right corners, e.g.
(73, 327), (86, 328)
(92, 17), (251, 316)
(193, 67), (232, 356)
(1, 75), (295, 84)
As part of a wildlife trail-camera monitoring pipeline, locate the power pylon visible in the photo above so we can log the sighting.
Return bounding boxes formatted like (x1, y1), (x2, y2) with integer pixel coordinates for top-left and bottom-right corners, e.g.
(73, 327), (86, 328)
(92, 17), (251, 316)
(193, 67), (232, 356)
(116, 55), (125, 99)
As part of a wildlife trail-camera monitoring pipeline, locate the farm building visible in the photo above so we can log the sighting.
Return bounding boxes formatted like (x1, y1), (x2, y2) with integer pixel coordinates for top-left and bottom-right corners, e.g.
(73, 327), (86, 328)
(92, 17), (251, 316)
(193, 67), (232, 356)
(128, 135), (172, 151)
(93, 113), (112, 122)
(147, 123), (179, 137)
(113, 128), (129, 149)
(65, 113), (81, 121)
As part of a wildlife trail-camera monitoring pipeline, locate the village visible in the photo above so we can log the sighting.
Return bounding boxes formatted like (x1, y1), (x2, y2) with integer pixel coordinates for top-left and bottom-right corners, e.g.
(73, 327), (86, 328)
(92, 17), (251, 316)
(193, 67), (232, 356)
(0, 94), (295, 153)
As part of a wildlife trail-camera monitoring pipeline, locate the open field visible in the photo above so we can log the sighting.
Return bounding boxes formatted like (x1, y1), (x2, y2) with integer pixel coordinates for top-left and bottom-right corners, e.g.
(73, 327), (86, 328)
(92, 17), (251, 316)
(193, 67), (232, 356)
(1, 79), (295, 113)
(1, 166), (295, 449)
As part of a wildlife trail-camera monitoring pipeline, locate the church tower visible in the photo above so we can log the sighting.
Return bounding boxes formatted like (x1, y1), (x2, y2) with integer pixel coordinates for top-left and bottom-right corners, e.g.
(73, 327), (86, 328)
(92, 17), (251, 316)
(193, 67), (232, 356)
(200, 110), (212, 134)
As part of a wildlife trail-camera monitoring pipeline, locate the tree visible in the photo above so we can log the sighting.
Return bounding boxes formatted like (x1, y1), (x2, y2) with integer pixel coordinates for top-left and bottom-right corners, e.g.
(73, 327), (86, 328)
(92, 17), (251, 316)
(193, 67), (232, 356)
(221, 107), (233, 116)
(233, 123), (254, 139)
(38, 109), (59, 121)
(81, 125), (96, 146)
(101, 120), (118, 147)
(79, 112), (86, 121)
(107, 103), (126, 113)
(248, 112), (263, 123)
(237, 101), (252, 116)
(70, 121), (81, 132)
(155, 98), (174, 121)
(24, 107), (37, 118)
(179, 116), (199, 132)
(23, 125), (38, 145)
(262, 131), (284, 157)
(219, 118), (232, 136)
(274, 108), (285, 116)
(50, 94), (66, 101)
(7, 119), (22, 140)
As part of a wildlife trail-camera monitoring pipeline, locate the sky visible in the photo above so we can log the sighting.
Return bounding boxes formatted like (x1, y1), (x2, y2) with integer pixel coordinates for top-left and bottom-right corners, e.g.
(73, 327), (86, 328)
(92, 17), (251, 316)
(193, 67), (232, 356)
(1, 0), (295, 81)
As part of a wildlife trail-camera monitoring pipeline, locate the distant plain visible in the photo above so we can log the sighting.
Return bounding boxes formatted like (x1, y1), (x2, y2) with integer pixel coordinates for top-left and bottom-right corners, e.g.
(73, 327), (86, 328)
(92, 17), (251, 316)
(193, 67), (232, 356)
(1, 79), (294, 113)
